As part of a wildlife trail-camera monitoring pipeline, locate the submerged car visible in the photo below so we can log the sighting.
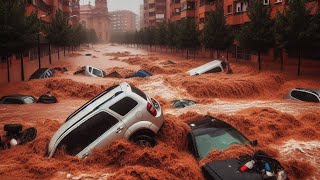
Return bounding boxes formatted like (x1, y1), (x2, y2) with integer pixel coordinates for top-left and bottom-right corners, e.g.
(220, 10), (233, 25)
(129, 69), (153, 78)
(188, 60), (229, 76)
(287, 88), (320, 103)
(187, 116), (287, 180)
(187, 116), (254, 159)
(0, 95), (37, 104)
(47, 82), (164, 158)
(74, 66), (107, 78)
(172, 99), (197, 108)
(29, 68), (55, 80)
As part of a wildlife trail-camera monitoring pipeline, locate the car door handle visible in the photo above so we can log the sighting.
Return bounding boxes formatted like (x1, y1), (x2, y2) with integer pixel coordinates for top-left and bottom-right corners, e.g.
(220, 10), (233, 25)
(116, 126), (124, 133)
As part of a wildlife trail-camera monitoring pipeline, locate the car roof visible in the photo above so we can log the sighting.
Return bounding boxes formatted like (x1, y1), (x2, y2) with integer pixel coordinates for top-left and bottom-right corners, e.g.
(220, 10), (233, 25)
(294, 88), (320, 96)
(188, 116), (234, 132)
(1, 94), (33, 99)
(30, 68), (53, 79)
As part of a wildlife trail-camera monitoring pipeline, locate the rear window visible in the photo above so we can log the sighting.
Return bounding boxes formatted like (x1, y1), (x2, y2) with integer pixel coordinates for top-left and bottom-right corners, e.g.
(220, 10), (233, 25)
(4, 98), (23, 104)
(206, 67), (222, 73)
(131, 86), (147, 100)
(291, 90), (319, 102)
(58, 112), (119, 156)
(92, 68), (103, 77)
(110, 97), (138, 116)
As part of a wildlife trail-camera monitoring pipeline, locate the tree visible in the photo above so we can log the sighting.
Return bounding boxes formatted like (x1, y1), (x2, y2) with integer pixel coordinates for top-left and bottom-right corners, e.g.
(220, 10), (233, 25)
(87, 29), (98, 44)
(176, 18), (200, 59)
(237, 0), (273, 70)
(46, 10), (71, 60)
(202, 5), (234, 59)
(167, 22), (178, 53)
(274, 11), (287, 71)
(0, 0), (39, 82)
(283, 0), (314, 75)
(155, 22), (167, 52)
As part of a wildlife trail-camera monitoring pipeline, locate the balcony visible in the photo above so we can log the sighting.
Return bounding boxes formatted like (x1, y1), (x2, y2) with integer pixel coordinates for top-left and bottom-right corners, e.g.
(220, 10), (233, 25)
(198, 4), (214, 14)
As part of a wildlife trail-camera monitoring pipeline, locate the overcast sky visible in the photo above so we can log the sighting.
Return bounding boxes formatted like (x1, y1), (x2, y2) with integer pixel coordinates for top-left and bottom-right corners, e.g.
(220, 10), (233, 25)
(80, 0), (143, 15)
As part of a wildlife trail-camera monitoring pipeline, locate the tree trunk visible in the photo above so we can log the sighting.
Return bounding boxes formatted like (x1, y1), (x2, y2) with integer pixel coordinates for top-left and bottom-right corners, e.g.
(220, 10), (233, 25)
(20, 52), (24, 81)
(49, 43), (52, 64)
(187, 49), (189, 59)
(236, 46), (238, 62)
(216, 50), (219, 59)
(38, 33), (41, 69)
(258, 50), (261, 71)
(64, 46), (66, 56)
(58, 47), (60, 60)
(280, 48), (284, 71)
(226, 49), (229, 60)
(297, 48), (301, 76)
(6, 56), (10, 82)
(193, 48), (196, 59)
(210, 49), (213, 58)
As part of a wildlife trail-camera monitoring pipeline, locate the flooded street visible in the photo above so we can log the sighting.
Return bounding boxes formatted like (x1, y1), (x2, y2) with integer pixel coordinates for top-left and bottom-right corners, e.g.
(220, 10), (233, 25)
(0, 44), (319, 179)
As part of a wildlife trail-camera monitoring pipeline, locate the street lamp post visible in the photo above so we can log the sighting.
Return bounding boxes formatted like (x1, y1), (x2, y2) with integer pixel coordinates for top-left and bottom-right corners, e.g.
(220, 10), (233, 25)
(38, 14), (47, 69)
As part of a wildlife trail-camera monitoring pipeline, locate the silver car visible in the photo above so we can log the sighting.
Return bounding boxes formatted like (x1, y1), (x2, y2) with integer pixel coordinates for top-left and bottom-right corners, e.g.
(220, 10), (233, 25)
(47, 82), (164, 158)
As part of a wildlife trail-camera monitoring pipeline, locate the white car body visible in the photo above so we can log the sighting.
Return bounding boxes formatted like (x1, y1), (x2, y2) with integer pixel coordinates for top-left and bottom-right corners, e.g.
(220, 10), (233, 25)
(47, 82), (164, 158)
(188, 60), (225, 76)
(84, 65), (106, 78)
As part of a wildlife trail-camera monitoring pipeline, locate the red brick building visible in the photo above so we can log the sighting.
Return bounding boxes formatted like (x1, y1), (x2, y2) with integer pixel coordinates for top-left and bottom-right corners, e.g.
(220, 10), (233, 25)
(144, 0), (167, 27)
(110, 10), (137, 32)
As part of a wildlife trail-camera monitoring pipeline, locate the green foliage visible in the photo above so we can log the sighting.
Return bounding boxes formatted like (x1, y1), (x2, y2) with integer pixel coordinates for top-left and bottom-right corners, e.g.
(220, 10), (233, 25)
(87, 29), (98, 44)
(167, 22), (178, 48)
(156, 22), (167, 46)
(237, 0), (273, 52)
(68, 24), (88, 46)
(46, 10), (71, 47)
(176, 18), (200, 49)
(202, 5), (234, 51)
(0, 0), (39, 56)
(283, 0), (313, 51)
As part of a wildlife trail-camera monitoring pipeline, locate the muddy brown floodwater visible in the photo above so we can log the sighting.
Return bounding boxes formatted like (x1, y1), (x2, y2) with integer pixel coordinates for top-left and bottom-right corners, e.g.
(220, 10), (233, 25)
(0, 44), (319, 179)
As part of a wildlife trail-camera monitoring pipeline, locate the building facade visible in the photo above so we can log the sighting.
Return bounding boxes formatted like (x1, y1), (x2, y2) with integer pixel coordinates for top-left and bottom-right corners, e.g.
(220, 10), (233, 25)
(110, 10), (137, 32)
(144, 0), (167, 27)
(80, 0), (110, 42)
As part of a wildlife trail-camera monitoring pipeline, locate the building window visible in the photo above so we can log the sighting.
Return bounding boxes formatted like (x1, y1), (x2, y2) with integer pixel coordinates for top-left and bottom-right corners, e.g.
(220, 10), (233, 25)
(263, 0), (269, 5)
(235, 2), (248, 13)
(275, 0), (282, 3)
(227, 5), (232, 14)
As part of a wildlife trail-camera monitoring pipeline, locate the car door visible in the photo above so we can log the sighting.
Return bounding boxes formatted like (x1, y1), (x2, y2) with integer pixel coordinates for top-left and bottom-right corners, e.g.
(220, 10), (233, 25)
(57, 110), (127, 158)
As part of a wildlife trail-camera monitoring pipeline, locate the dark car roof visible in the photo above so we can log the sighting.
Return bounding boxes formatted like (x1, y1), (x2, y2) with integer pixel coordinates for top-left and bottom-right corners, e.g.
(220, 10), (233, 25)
(30, 68), (54, 79)
(188, 116), (233, 132)
(0, 94), (34, 100)
(130, 69), (152, 78)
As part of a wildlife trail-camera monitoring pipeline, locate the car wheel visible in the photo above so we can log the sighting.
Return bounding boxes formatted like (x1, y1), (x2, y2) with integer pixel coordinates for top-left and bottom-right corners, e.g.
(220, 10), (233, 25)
(132, 135), (156, 147)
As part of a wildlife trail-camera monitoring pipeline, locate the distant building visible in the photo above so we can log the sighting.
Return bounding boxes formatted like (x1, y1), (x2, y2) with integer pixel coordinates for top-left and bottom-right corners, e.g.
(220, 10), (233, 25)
(140, 4), (144, 29)
(144, 0), (166, 27)
(80, 0), (110, 42)
(109, 10), (137, 32)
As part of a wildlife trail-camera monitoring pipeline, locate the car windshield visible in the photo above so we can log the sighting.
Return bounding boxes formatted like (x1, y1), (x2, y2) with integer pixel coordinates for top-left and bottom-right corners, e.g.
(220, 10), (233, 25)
(181, 100), (196, 106)
(194, 127), (249, 158)
(24, 97), (35, 104)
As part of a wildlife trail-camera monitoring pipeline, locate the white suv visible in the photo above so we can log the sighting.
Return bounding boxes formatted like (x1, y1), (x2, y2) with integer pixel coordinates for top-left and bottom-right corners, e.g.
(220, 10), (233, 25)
(47, 82), (164, 158)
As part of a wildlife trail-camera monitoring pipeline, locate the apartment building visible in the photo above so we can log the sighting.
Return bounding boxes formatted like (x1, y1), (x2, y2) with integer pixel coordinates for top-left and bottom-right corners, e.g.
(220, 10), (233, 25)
(144, 0), (167, 27)
(26, 0), (74, 24)
(110, 10), (137, 32)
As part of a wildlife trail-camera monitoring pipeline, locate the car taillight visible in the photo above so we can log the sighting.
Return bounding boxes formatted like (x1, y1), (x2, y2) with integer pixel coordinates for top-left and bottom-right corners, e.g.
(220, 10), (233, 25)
(147, 102), (157, 117)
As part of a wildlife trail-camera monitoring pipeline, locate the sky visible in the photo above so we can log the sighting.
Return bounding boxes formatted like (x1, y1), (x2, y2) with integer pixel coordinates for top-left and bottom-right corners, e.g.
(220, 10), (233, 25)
(80, 0), (143, 15)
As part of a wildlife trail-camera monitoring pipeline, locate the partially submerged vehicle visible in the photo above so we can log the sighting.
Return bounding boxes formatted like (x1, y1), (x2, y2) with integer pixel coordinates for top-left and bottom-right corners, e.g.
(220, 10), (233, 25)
(74, 66), (107, 78)
(47, 82), (164, 158)
(287, 88), (320, 103)
(187, 116), (254, 159)
(172, 99), (197, 108)
(0, 95), (37, 104)
(187, 116), (287, 180)
(129, 69), (152, 78)
(29, 68), (55, 80)
(188, 60), (229, 76)
(37, 94), (58, 104)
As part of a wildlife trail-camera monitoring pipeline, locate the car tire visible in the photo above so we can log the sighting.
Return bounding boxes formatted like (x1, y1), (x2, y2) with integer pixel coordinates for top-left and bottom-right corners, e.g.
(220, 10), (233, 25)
(132, 134), (156, 147)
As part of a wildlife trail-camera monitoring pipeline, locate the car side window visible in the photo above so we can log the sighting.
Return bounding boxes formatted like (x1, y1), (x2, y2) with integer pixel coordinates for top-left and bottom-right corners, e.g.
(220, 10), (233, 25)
(89, 67), (93, 73)
(291, 90), (319, 102)
(206, 67), (222, 73)
(4, 98), (23, 104)
(173, 101), (184, 108)
(92, 68), (103, 77)
(58, 111), (119, 156)
(109, 97), (138, 116)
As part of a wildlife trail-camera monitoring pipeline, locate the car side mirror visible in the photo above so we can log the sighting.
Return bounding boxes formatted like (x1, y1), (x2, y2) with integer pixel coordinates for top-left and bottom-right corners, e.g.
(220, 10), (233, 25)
(251, 140), (258, 146)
